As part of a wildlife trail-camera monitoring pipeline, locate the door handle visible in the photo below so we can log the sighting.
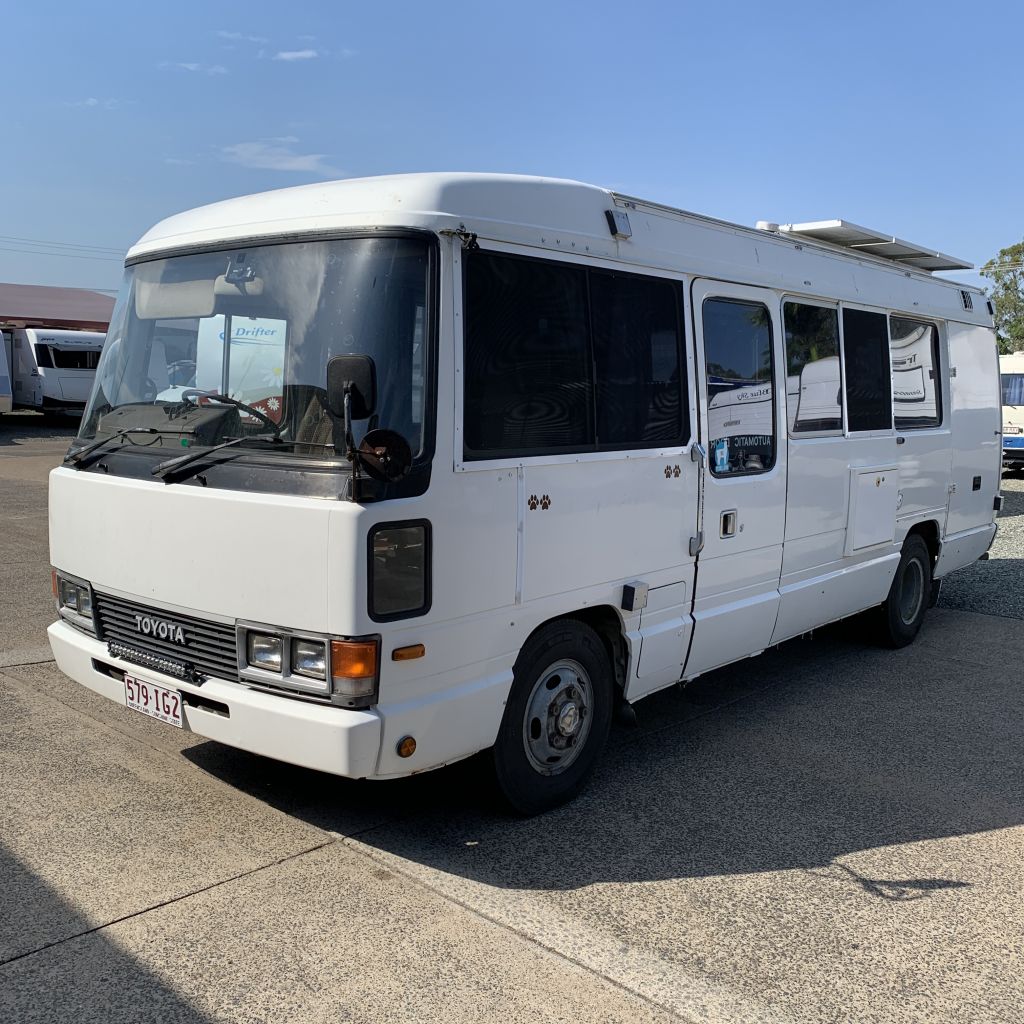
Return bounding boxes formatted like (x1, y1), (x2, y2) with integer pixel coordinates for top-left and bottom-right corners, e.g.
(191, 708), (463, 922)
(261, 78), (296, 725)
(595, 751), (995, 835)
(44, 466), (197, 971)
(720, 510), (737, 538)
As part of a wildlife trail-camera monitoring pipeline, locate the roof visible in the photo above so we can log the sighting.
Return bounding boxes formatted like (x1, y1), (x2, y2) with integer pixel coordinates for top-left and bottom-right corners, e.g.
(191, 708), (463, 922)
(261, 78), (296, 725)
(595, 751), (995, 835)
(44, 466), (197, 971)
(124, 174), (986, 326)
(129, 172), (610, 259)
(0, 282), (115, 331)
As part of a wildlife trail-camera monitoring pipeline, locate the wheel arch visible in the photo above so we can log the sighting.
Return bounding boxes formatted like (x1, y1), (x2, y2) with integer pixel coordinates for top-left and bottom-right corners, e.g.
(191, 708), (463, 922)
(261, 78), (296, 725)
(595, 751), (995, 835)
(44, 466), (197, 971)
(905, 518), (941, 569)
(517, 605), (629, 697)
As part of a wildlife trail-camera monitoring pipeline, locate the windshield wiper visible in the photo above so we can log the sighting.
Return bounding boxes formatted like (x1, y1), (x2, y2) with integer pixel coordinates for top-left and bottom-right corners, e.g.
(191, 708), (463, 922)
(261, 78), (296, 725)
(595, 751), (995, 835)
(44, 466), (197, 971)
(151, 433), (290, 482)
(65, 428), (162, 468)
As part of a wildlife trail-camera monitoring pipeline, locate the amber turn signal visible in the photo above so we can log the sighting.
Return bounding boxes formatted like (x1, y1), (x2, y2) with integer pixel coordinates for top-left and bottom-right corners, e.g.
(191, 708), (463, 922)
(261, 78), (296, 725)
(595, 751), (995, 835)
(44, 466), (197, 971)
(51, 569), (58, 599)
(397, 736), (417, 758)
(330, 639), (378, 679)
(392, 643), (425, 662)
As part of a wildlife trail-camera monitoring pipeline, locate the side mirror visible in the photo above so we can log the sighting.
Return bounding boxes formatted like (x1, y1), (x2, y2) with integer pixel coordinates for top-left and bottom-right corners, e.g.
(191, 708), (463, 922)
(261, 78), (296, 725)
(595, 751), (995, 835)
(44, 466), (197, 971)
(327, 354), (377, 419)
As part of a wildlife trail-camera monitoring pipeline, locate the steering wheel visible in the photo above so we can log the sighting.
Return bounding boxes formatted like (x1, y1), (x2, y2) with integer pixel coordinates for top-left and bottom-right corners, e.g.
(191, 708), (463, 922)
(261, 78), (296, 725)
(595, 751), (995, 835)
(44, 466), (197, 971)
(180, 389), (281, 435)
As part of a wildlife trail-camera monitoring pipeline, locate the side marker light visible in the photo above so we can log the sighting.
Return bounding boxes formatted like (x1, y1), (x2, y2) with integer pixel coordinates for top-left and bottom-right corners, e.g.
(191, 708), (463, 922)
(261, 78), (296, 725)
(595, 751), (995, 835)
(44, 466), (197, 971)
(392, 644), (425, 662)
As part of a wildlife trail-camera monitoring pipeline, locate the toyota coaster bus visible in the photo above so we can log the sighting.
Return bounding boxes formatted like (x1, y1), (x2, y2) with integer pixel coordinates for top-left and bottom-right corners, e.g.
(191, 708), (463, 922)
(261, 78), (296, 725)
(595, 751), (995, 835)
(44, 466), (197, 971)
(47, 174), (1001, 812)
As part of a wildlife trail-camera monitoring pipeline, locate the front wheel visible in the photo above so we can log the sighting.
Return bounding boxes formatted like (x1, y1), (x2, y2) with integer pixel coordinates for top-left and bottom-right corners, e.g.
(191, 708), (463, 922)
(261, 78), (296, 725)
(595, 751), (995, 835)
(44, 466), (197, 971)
(492, 620), (613, 815)
(878, 534), (932, 648)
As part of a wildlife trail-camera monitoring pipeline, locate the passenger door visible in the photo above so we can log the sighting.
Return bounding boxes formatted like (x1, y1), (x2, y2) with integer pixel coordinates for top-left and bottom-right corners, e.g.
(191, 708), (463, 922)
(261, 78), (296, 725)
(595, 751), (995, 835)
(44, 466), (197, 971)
(684, 281), (787, 678)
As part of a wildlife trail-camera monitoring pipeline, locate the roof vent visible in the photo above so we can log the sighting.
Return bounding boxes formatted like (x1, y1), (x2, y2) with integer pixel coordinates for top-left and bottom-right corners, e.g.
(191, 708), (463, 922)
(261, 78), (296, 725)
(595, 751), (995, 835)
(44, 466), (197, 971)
(960, 290), (974, 312)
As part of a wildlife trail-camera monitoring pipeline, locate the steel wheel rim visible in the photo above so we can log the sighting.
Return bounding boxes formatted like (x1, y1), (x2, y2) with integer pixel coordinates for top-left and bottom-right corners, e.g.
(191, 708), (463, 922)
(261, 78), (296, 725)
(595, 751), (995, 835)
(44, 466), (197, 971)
(898, 558), (925, 625)
(522, 658), (594, 776)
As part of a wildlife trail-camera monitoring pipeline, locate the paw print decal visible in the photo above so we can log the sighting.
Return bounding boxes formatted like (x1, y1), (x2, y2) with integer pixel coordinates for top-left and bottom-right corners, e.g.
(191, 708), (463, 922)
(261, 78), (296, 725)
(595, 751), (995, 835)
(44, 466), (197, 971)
(528, 494), (539, 511)
(540, 494), (551, 510)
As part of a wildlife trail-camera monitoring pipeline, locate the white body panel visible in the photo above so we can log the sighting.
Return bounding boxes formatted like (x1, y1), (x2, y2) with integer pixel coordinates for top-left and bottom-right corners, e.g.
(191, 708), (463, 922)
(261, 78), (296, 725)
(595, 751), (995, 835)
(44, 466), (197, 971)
(11, 328), (105, 411)
(47, 173), (1000, 783)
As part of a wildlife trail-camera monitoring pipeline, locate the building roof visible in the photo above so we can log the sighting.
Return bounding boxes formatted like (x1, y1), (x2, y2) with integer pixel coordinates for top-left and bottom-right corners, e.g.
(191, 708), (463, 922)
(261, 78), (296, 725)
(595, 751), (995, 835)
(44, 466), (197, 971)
(0, 281), (115, 331)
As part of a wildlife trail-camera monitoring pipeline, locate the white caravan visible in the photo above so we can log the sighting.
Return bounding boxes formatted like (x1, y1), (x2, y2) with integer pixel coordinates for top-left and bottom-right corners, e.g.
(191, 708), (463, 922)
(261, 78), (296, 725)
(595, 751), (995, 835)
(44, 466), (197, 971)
(10, 328), (106, 415)
(1001, 350), (1024, 468)
(47, 174), (1001, 812)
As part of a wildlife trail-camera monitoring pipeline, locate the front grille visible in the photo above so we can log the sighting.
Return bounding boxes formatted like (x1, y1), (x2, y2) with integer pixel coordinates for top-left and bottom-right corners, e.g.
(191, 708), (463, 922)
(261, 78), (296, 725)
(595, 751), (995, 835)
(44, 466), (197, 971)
(94, 592), (238, 683)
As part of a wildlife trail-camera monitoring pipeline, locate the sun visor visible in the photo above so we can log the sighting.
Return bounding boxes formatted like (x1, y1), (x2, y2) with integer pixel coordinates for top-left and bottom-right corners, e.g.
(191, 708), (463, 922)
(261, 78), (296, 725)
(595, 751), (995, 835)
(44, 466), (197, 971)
(134, 269), (216, 320)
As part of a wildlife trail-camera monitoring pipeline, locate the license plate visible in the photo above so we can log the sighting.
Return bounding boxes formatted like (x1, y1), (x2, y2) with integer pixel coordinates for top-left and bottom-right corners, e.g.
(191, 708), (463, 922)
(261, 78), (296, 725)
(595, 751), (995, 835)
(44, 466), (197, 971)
(124, 674), (184, 728)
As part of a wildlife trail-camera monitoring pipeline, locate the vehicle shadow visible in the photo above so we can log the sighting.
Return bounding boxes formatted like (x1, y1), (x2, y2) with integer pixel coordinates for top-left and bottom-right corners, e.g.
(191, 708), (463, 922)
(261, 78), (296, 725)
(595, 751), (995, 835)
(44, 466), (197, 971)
(183, 610), (1024, 898)
(0, 410), (78, 447)
(0, 845), (212, 1023)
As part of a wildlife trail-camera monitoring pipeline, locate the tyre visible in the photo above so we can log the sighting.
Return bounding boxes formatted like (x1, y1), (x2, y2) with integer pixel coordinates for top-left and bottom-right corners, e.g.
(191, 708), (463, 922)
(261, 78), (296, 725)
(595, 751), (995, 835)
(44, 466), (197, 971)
(878, 534), (932, 648)
(492, 619), (613, 815)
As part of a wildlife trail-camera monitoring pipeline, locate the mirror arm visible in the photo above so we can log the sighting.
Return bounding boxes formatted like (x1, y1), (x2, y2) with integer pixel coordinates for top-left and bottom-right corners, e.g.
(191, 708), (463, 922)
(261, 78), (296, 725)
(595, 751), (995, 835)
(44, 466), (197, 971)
(343, 386), (360, 502)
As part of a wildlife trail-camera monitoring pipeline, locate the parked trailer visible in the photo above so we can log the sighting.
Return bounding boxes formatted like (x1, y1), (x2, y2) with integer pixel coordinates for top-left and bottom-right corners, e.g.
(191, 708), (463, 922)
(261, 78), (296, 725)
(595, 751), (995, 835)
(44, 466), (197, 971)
(0, 331), (11, 414)
(47, 174), (1001, 812)
(10, 328), (105, 415)
(1001, 350), (1024, 468)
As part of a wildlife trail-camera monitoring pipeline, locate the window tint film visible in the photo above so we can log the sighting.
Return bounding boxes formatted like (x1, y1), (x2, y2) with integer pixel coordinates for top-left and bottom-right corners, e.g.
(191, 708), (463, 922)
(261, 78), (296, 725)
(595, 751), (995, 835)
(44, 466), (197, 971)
(783, 302), (842, 434)
(463, 252), (591, 458)
(590, 270), (685, 447)
(703, 298), (775, 475)
(889, 316), (941, 429)
(842, 309), (891, 432)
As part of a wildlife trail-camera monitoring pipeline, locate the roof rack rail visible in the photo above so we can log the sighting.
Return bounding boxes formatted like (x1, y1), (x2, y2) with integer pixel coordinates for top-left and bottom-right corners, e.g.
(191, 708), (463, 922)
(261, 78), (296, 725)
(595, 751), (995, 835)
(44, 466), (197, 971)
(754, 219), (972, 273)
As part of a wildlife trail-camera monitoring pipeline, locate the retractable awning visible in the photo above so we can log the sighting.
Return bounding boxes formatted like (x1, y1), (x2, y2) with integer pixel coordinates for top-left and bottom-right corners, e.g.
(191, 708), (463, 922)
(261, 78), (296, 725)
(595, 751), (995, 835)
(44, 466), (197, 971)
(768, 220), (972, 272)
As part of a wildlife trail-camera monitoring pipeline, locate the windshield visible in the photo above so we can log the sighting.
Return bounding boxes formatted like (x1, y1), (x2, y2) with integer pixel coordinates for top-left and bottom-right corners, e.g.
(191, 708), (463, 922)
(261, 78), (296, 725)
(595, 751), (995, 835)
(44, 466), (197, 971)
(1002, 373), (1024, 407)
(79, 235), (432, 460)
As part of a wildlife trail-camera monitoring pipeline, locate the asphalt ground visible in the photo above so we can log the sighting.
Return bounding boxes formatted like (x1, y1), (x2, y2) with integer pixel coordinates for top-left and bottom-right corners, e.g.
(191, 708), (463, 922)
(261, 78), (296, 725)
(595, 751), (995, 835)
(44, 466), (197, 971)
(2, 408), (1022, 1024)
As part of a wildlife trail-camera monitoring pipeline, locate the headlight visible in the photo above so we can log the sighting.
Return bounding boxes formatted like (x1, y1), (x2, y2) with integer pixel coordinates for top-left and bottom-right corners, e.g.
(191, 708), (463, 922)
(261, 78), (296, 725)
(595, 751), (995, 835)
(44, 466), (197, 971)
(53, 570), (97, 635)
(369, 520), (431, 621)
(247, 633), (283, 672)
(237, 624), (376, 706)
(291, 638), (326, 680)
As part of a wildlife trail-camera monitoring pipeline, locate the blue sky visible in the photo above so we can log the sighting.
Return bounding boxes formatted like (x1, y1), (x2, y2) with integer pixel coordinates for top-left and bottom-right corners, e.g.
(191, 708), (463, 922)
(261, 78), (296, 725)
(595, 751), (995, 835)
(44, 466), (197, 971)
(1, 0), (1018, 294)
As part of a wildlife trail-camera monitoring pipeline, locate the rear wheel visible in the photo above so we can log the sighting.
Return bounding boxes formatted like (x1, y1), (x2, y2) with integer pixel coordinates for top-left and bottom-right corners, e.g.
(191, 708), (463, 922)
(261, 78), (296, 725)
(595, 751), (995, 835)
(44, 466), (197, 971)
(878, 534), (932, 648)
(492, 619), (613, 815)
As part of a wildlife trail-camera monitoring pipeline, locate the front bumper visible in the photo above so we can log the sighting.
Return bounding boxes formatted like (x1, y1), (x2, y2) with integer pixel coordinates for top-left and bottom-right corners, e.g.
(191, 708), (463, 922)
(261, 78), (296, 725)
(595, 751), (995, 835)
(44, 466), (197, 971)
(48, 619), (382, 779)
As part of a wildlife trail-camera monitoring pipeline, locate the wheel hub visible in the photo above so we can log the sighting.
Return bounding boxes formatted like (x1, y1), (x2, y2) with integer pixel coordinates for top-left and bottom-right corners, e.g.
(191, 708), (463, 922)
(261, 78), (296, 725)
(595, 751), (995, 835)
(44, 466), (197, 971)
(522, 659), (594, 776)
(556, 700), (579, 736)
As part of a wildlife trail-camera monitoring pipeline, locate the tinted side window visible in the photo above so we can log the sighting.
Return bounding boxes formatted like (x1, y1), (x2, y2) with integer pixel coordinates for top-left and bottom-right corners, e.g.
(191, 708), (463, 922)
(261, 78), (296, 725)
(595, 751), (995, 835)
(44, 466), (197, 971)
(842, 308), (891, 432)
(889, 316), (941, 429)
(591, 270), (685, 447)
(783, 302), (842, 434)
(464, 253), (591, 458)
(703, 298), (775, 475)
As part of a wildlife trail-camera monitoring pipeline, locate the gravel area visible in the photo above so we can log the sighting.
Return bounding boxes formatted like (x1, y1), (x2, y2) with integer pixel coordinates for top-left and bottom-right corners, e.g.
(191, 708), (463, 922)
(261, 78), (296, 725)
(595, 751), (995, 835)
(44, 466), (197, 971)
(938, 471), (1024, 620)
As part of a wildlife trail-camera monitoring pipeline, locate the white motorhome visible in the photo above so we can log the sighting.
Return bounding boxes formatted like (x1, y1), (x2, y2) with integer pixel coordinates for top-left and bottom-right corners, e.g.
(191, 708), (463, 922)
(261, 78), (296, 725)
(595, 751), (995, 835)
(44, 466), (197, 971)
(1001, 350), (1024, 468)
(47, 174), (1001, 812)
(10, 327), (105, 415)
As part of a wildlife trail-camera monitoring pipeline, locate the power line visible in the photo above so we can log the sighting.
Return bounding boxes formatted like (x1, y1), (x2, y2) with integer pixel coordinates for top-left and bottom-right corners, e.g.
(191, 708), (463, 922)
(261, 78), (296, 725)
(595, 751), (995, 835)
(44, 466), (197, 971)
(0, 234), (125, 255)
(0, 245), (122, 263)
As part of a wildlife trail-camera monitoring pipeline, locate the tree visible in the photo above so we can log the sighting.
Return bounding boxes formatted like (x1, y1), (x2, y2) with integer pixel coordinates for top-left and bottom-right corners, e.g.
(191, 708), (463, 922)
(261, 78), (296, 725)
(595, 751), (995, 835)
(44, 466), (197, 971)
(981, 241), (1024, 354)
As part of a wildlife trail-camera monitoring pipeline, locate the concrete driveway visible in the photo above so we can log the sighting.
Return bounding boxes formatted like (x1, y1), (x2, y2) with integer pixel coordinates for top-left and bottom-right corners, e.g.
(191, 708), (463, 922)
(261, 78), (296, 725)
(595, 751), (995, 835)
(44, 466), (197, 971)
(2, 410), (1022, 1024)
